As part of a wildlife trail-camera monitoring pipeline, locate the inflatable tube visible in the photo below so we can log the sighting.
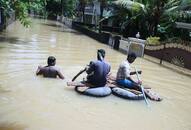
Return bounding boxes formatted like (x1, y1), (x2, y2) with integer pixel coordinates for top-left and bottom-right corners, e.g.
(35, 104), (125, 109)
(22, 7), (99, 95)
(112, 87), (144, 100)
(75, 86), (111, 97)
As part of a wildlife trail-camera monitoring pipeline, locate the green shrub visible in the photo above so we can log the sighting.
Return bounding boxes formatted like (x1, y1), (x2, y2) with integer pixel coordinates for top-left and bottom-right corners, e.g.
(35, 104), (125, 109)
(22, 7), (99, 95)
(146, 37), (161, 46)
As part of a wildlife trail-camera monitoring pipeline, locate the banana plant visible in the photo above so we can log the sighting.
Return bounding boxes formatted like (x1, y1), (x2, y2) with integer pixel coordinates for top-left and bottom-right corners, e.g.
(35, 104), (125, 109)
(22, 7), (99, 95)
(114, 0), (145, 13)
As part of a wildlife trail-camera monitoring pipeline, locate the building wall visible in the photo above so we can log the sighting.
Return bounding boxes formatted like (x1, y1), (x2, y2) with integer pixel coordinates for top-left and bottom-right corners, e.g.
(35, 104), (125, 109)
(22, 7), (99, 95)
(75, 1), (101, 25)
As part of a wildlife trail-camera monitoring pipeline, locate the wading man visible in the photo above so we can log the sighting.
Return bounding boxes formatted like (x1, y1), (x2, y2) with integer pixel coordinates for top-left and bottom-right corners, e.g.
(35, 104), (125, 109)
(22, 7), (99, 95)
(36, 56), (65, 79)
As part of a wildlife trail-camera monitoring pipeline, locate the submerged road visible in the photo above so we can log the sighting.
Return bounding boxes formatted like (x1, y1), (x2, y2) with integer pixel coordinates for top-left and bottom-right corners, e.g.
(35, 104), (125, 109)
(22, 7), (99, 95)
(0, 19), (190, 130)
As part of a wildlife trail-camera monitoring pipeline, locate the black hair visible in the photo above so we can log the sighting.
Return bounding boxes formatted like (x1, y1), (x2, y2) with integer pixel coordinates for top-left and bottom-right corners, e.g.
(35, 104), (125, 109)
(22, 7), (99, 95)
(128, 52), (137, 59)
(97, 49), (105, 61)
(47, 56), (56, 66)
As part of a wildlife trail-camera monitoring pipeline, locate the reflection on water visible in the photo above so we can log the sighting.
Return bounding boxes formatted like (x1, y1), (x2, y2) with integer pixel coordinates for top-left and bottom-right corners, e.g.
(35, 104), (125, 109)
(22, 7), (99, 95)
(0, 19), (191, 130)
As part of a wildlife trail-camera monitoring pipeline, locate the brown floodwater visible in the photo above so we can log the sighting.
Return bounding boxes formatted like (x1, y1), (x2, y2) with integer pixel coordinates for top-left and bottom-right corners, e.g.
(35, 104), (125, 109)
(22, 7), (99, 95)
(0, 19), (191, 130)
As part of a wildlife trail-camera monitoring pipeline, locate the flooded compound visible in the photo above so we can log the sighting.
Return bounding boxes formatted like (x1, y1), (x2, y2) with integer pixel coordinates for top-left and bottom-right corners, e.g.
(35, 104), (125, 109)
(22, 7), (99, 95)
(0, 19), (191, 130)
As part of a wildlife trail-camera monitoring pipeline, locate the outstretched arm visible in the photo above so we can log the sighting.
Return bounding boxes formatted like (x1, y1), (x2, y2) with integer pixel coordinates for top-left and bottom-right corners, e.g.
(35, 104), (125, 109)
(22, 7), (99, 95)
(72, 68), (87, 81)
(36, 66), (42, 75)
(57, 70), (65, 79)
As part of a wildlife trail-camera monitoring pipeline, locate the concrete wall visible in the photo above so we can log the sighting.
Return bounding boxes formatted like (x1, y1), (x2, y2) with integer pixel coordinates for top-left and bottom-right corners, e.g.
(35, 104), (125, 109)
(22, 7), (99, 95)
(72, 22), (110, 44)
(61, 16), (72, 28)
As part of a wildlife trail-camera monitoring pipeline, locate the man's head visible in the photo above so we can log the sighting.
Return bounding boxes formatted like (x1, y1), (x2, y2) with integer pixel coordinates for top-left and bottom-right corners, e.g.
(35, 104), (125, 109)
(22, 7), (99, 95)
(97, 49), (105, 61)
(47, 56), (56, 66)
(127, 53), (137, 63)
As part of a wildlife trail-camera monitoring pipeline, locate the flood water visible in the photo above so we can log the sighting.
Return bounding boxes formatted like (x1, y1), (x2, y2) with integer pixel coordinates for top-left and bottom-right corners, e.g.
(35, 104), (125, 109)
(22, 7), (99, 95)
(0, 19), (191, 130)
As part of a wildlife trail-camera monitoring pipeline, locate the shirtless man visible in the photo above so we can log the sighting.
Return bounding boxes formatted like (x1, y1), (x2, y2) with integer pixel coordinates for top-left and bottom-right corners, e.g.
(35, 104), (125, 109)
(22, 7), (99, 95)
(36, 56), (64, 79)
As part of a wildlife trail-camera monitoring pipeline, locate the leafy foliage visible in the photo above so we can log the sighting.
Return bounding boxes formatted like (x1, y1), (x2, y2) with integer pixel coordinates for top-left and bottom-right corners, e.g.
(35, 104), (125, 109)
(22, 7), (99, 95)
(146, 36), (161, 45)
(46, 0), (77, 18)
(0, 0), (14, 17)
(62, 0), (77, 17)
(0, 0), (46, 27)
(112, 0), (191, 40)
(14, 1), (31, 27)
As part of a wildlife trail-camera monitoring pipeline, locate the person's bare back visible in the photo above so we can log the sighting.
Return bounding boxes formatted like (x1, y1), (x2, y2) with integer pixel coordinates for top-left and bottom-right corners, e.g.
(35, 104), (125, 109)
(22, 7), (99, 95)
(36, 56), (64, 79)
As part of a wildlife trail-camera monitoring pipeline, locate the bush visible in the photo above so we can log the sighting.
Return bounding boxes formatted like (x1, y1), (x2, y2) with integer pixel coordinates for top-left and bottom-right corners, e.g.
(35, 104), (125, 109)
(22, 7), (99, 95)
(146, 37), (160, 46)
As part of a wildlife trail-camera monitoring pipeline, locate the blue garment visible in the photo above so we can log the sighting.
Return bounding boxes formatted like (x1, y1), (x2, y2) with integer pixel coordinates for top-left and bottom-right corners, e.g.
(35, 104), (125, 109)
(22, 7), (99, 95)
(86, 60), (110, 87)
(84, 86), (111, 97)
(116, 79), (134, 89)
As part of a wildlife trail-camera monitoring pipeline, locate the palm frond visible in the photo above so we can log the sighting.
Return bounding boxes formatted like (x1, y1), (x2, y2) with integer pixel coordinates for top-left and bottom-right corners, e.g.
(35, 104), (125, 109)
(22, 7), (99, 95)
(114, 0), (145, 13)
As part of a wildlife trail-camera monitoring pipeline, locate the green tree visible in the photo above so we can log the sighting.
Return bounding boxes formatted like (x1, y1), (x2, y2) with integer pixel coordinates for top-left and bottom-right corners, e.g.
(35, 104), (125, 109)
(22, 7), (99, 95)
(112, 0), (191, 39)
(46, 0), (62, 18)
(0, 0), (46, 27)
(46, 0), (76, 18)
(30, 0), (46, 17)
(62, 0), (77, 17)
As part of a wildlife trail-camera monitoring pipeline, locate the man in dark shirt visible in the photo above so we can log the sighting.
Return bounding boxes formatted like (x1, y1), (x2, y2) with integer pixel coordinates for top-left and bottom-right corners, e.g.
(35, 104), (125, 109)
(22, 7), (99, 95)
(67, 49), (111, 87)
(36, 56), (65, 79)
(85, 49), (111, 87)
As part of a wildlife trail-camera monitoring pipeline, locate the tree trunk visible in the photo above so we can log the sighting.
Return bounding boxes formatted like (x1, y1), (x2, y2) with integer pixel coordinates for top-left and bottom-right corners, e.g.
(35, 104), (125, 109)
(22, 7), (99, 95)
(82, 6), (85, 23)
(99, 0), (105, 33)
(61, 0), (63, 16)
(99, 4), (103, 33)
